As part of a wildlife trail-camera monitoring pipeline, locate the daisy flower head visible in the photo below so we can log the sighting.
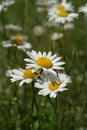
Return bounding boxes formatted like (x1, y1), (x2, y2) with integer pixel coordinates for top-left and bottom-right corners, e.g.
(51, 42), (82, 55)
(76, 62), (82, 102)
(2, 0), (15, 7)
(48, 0), (74, 13)
(35, 72), (71, 98)
(50, 32), (63, 41)
(36, 0), (57, 7)
(33, 25), (45, 37)
(5, 24), (23, 31)
(58, 73), (71, 85)
(11, 34), (28, 41)
(9, 68), (39, 86)
(78, 3), (87, 14)
(64, 23), (74, 30)
(2, 36), (31, 52)
(24, 50), (65, 75)
(48, 11), (78, 24)
(36, 0), (57, 12)
(0, 4), (4, 12)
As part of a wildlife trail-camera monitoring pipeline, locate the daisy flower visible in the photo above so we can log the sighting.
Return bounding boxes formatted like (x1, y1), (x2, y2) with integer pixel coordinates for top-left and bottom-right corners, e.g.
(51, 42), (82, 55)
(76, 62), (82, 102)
(50, 32), (63, 41)
(2, 0), (15, 7)
(24, 50), (65, 75)
(58, 73), (71, 85)
(11, 34), (28, 41)
(33, 25), (45, 36)
(78, 3), (87, 14)
(0, 0), (15, 12)
(36, 0), (57, 6)
(36, 0), (57, 12)
(48, 0), (74, 13)
(9, 68), (39, 86)
(0, 4), (4, 12)
(5, 24), (22, 31)
(2, 37), (31, 52)
(48, 11), (78, 24)
(35, 72), (71, 98)
(64, 23), (74, 30)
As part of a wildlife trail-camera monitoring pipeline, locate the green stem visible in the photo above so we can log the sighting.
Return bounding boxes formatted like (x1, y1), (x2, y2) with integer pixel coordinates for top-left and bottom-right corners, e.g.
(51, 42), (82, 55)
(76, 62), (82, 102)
(61, 23), (65, 43)
(52, 96), (58, 129)
(34, 90), (41, 130)
(24, 0), (29, 35)
(31, 82), (41, 129)
(1, 9), (7, 39)
(59, 23), (66, 57)
(51, 41), (56, 54)
(54, 97), (57, 129)
(30, 82), (35, 129)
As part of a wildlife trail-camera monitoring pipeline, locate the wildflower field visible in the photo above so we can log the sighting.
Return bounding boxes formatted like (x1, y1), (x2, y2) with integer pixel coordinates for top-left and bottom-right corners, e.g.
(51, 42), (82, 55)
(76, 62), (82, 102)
(0, 0), (87, 130)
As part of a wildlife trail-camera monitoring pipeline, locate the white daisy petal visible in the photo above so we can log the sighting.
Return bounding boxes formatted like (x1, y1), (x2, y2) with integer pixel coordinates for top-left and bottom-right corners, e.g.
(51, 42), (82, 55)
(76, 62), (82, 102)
(50, 92), (57, 98)
(24, 58), (35, 63)
(47, 51), (52, 58)
(43, 52), (46, 57)
(38, 51), (42, 57)
(19, 79), (32, 86)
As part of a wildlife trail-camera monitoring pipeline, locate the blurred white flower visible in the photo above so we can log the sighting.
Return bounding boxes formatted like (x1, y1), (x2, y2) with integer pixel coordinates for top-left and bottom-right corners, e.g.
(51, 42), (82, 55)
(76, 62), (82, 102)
(43, 21), (59, 28)
(50, 32), (63, 41)
(33, 25), (45, 36)
(2, 0), (15, 7)
(10, 34), (28, 41)
(36, 0), (57, 6)
(2, 35), (31, 52)
(24, 50), (65, 75)
(64, 23), (74, 30)
(0, 4), (7, 11)
(0, 0), (15, 12)
(78, 3), (87, 14)
(5, 24), (22, 31)
(35, 72), (71, 98)
(37, 6), (48, 12)
(0, 5), (4, 12)
(36, 0), (57, 12)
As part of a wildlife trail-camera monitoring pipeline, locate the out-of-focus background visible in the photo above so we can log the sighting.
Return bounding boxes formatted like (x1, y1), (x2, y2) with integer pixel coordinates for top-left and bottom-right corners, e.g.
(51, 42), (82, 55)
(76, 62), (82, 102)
(0, 0), (87, 130)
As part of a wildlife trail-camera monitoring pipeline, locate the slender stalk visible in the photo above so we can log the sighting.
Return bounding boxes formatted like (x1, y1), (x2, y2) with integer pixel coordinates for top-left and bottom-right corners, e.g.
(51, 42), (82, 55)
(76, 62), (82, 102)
(24, 0), (29, 35)
(58, 23), (66, 57)
(61, 23), (65, 43)
(50, 41), (56, 55)
(51, 96), (58, 129)
(54, 96), (58, 128)
(31, 82), (41, 129)
(34, 89), (41, 130)
(1, 8), (7, 39)
(30, 82), (35, 129)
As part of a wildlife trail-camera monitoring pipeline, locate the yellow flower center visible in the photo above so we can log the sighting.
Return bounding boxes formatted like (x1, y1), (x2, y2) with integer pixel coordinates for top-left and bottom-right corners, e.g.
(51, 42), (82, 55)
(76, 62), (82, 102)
(23, 68), (39, 79)
(56, 11), (68, 17)
(11, 39), (23, 45)
(56, 5), (65, 10)
(15, 34), (23, 39)
(36, 57), (53, 69)
(48, 82), (59, 91)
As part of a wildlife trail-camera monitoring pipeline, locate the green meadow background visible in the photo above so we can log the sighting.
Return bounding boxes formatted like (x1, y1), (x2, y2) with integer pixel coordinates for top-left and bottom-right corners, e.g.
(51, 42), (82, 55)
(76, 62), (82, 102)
(0, 0), (87, 129)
